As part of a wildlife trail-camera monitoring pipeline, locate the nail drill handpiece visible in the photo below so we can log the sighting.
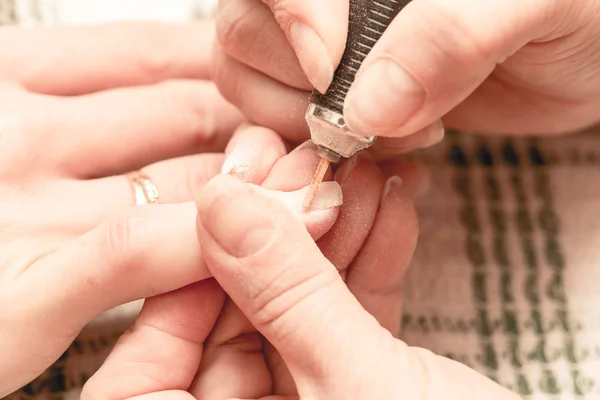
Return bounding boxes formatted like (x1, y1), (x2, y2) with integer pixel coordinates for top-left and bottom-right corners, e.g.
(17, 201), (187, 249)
(303, 0), (411, 208)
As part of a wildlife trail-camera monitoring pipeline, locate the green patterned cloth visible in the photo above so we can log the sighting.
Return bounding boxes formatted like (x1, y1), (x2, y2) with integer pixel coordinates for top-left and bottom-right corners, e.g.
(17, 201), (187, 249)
(3, 1), (600, 399)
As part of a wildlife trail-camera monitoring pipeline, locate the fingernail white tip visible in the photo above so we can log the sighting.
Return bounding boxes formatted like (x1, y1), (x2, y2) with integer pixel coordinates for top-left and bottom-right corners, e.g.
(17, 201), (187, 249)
(302, 181), (343, 210)
(426, 120), (445, 146)
(257, 181), (343, 213)
(383, 176), (403, 197)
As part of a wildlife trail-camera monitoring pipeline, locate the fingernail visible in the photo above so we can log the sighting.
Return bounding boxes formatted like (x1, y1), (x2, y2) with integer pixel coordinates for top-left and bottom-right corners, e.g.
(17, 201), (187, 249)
(425, 120), (445, 147)
(260, 181), (343, 211)
(335, 155), (358, 183)
(289, 22), (334, 93)
(344, 59), (425, 136)
(200, 181), (278, 258)
(308, 181), (343, 209)
(383, 176), (403, 197)
(221, 142), (258, 181)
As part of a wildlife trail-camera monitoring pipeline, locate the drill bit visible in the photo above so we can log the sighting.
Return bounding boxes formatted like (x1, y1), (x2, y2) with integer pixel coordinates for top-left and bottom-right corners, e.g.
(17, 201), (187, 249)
(303, 156), (331, 208)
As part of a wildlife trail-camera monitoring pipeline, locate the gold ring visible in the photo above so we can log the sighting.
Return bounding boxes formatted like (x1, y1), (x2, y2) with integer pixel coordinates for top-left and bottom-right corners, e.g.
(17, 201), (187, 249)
(126, 171), (159, 205)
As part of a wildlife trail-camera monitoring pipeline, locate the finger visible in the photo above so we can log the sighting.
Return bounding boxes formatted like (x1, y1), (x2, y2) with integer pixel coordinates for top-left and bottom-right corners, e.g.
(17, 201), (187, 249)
(317, 153), (386, 271)
(0, 21), (216, 95)
(196, 175), (521, 399)
(190, 299), (272, 399)
(47, 80), (242, 177)
(221, 124), (288, 184)
(258, 161), (423, 395)
(195, 174), (386, 387)
(6, 181), (342, 385)
(58, 153), (225, 225)
(81, 280), (226, 400)
(219, 125), (334, 192)
(378, 158), (431, 199)
(5, 202), (205, 390)
(216, 0), (311, 90)
(259, 0), (349, 92)
(346, 176), (419, 336)
(213, 43), (309, 143)
(343, 0), (563, 138)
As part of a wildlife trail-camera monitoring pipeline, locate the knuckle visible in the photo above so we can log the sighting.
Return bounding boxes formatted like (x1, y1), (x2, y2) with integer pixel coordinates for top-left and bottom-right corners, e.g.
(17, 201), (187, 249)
(420, 2), (498, 67)
(216, 0), (259, 53)
(100, 213), (149, 274)
(131, 24), (176, 79)
(80, 382), (104, 400)
(250, 261), (338, 329)
(211, 54), (244, 109)
(160, 80), (220, 145)
(0, 114), (28, 174)
(211, 43), (229, 92)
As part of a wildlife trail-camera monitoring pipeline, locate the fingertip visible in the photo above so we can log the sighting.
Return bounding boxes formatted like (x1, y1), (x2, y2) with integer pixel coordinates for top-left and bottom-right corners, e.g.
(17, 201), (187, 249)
(381, 176), (419, 232)
(378, 159), (431, 199)
(221, 124), (288, 184)
(258, 181), (343, 240)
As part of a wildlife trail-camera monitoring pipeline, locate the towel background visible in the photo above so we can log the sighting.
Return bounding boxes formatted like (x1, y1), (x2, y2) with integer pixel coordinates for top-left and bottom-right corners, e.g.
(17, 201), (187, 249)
(2, 1), (599, 399)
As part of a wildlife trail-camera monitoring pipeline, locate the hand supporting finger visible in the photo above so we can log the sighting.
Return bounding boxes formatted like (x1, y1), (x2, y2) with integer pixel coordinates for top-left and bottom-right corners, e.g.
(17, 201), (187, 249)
(196, 175), (522, 400)
(346, 175), (419, 336)
(81, 280), (225, 400)
(195, 174), (391, 396)
(317, 153), (385, 272)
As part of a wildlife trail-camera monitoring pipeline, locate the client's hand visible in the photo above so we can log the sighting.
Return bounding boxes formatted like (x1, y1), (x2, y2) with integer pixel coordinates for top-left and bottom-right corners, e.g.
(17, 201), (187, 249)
(80, 123), (425, 399)
(0, 20), (244, 396)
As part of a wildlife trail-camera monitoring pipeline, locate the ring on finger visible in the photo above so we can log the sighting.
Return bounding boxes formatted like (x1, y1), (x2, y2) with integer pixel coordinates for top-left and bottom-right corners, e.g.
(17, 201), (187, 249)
(126, 170), (159, 205)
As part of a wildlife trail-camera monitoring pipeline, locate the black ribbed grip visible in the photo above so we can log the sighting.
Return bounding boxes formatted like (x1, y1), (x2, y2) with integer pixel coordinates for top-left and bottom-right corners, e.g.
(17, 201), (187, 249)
(310, 0), (410, 115)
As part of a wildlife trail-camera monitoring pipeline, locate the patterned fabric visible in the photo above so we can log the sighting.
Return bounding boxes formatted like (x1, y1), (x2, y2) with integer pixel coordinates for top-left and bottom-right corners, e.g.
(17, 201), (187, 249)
(2, 1), (600, 399)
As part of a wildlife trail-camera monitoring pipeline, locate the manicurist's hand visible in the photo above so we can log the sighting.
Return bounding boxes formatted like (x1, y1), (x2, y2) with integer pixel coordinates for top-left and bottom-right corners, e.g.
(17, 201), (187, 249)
(80, 121), (432, 399)
(214, 0), (600, 144)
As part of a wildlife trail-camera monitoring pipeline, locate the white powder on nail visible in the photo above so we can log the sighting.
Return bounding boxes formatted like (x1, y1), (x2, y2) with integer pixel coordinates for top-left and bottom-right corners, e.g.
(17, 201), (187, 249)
(221, 142), (260, 180)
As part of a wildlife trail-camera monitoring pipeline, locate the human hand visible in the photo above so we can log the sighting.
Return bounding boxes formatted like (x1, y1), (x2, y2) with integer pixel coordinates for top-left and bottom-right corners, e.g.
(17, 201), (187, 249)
(0, 20), (245, 396)
(214, 0), (600, 142)
(82, 164), (521, 400)
(80, 122), (428, 399)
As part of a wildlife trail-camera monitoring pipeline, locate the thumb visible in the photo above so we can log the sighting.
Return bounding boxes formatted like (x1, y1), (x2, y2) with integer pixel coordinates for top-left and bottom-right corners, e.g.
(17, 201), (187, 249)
(343, 0), (566, 138)
(262, 0), (349, 93)
(196, 174), (384, 386)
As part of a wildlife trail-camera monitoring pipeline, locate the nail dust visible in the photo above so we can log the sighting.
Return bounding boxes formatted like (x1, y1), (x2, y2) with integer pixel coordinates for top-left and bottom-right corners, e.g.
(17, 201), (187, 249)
(221, 142), (260, 180)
